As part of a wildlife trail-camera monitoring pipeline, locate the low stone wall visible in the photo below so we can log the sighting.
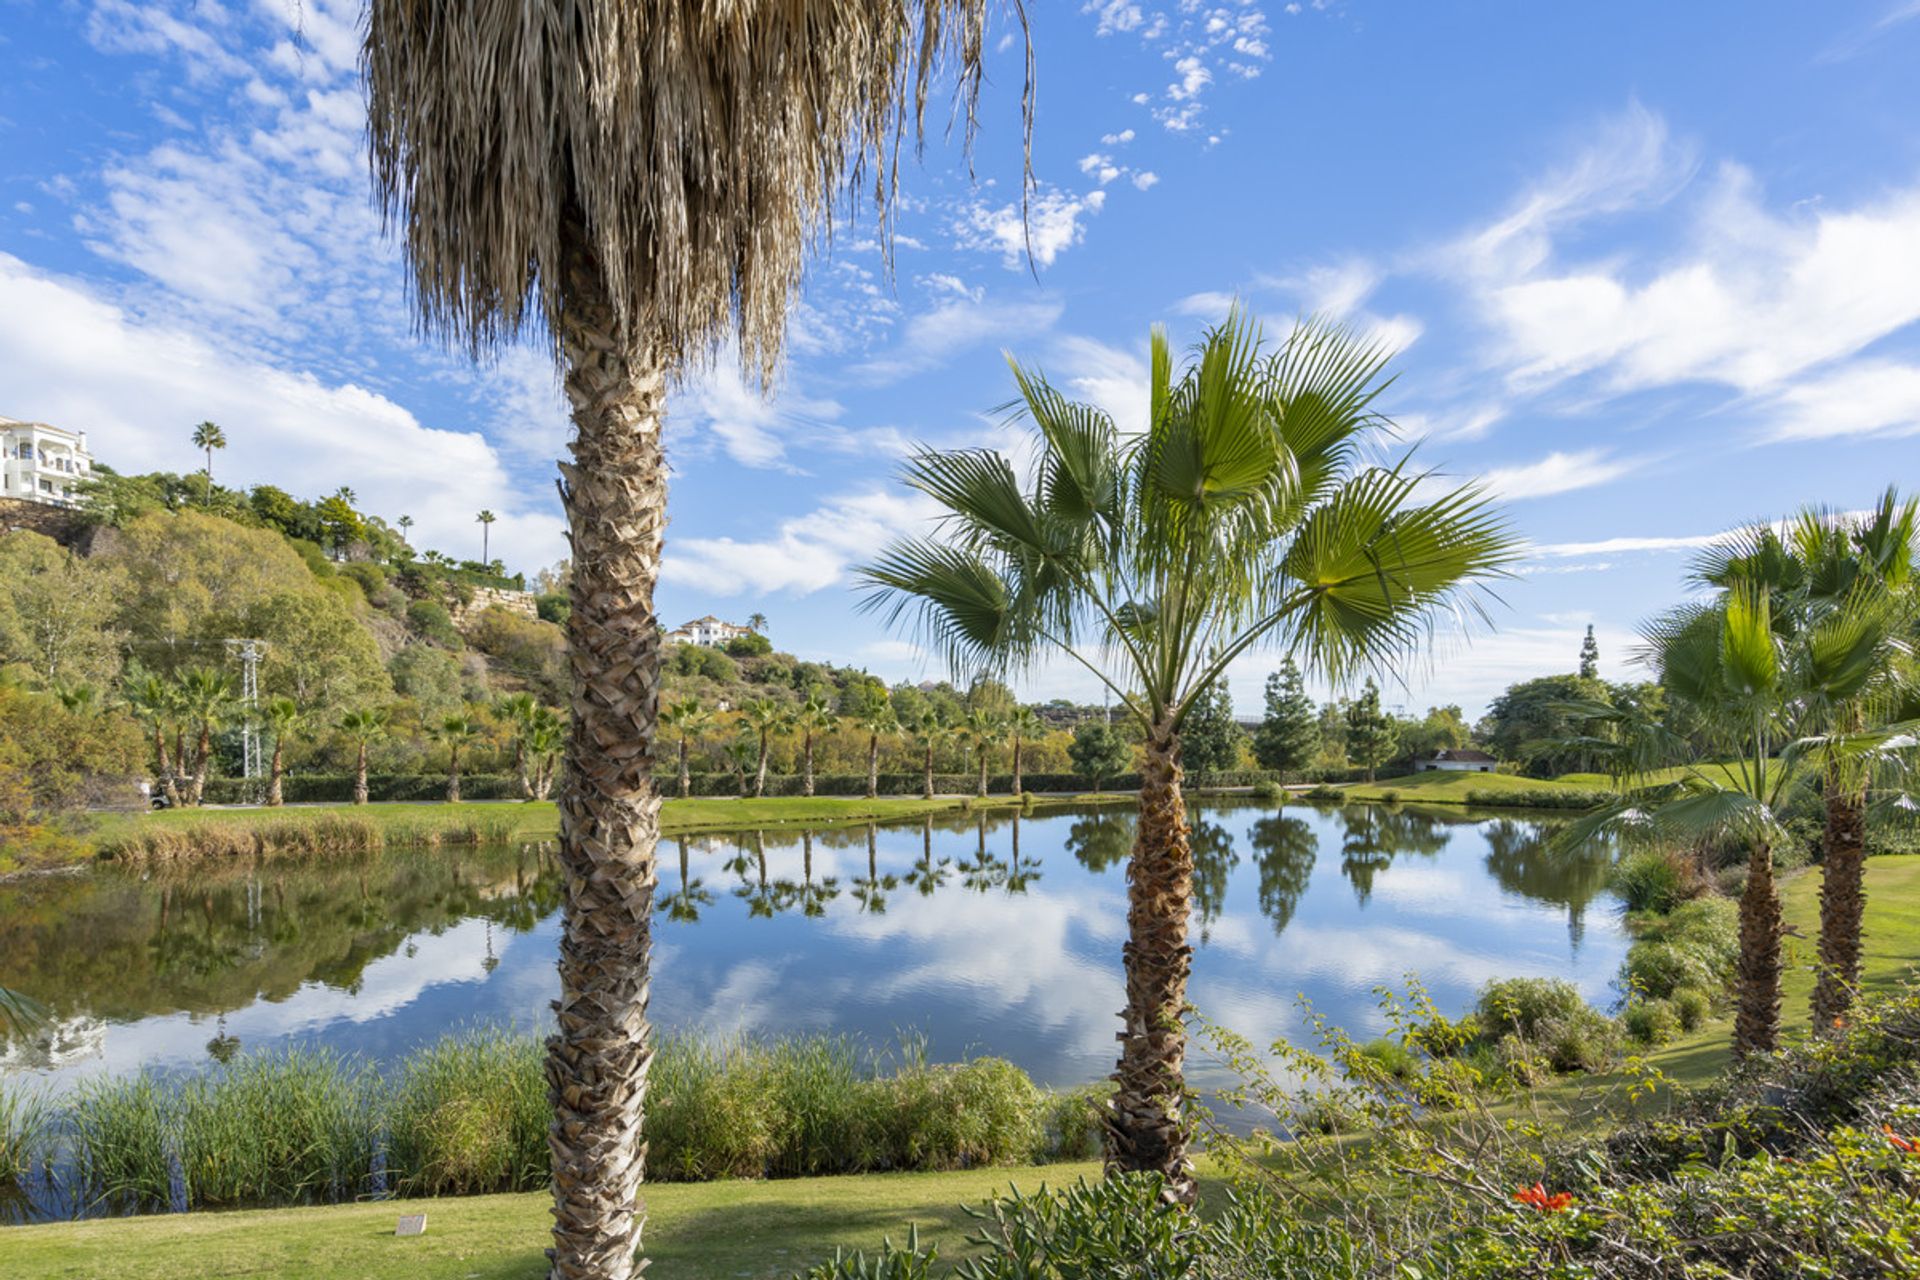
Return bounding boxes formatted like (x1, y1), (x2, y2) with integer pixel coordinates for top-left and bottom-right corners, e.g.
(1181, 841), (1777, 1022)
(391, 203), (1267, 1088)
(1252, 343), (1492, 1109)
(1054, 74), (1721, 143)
(451, 585), (539, 626)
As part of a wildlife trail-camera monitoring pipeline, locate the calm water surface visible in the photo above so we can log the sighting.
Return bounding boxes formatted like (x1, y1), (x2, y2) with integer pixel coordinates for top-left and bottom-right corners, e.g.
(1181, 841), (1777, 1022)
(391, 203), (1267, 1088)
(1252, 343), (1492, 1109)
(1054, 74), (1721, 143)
(0, 801), (1625, 1091)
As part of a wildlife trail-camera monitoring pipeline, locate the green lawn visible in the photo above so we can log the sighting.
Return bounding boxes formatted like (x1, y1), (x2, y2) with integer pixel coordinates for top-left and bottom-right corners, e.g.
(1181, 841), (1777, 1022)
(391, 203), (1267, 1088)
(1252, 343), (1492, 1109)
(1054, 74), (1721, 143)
(0, 1163), (1114, 1280)
(1336, 770), (1585, 805)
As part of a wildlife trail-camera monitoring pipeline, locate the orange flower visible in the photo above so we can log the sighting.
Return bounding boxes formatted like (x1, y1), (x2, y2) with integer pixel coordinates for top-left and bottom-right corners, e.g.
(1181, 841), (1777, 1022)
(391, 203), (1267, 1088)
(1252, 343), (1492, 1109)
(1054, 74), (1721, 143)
(1832, 1016), (1847, 1029)
(1886, 1124), (1919, 1155)
(1513, 1182), (1574, 1212)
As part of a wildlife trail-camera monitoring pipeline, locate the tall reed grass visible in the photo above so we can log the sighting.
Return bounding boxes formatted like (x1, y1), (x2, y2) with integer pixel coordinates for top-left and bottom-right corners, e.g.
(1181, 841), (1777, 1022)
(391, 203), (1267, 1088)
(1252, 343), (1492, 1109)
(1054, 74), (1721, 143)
(100, 811), (526, 864)
(0, 1084), (50, 1196)
(32, 1028), (1103, 1219)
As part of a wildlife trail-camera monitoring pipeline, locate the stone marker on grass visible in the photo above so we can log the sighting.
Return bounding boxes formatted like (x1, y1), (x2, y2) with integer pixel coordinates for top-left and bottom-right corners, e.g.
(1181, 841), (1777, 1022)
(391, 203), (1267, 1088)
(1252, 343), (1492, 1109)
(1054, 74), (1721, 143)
(396, 1214), (426, 1237)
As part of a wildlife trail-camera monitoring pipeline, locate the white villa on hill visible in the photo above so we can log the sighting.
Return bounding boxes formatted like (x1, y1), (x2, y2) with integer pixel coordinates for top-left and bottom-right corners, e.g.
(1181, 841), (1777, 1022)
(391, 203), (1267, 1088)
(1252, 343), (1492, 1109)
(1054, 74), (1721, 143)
(1, 417), (94, 508)
(665, 615), (756, 647)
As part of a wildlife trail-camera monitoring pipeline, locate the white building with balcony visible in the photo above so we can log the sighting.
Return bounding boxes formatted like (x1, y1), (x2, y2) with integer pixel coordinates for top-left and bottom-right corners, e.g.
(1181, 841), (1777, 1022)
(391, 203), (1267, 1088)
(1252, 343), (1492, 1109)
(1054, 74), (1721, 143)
(1, 418), (93, 507)
(665, 615), (756, 647)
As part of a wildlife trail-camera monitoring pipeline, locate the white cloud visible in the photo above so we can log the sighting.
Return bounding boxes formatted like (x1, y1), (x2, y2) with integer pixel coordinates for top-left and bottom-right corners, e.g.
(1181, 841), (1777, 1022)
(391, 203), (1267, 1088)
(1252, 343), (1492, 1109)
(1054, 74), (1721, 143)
(1530, 532), (1721, 558)
(1171, 290), (1238, 321)
(663, 490), (942, 596)
(1762, 359), (1920, 442)
(1101, 128), (1137, 146)
(1478, 449), (1640, 501)
(1132, 171), (1161, 191)
(0, 252), (562, 564)
(954, 188), (1105, 269)
(852, 294), (1064, 383)
(1083, 1), (1145, 36)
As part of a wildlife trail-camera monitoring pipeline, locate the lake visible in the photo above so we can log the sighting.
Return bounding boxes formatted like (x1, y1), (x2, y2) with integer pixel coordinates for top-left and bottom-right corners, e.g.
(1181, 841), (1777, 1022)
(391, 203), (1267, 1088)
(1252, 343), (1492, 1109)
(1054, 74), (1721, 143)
(0, 800), (1626, 1092)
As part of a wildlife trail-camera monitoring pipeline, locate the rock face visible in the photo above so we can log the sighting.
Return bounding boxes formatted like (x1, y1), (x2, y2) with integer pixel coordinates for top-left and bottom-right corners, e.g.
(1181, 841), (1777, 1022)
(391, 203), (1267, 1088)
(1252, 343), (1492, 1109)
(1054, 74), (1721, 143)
(0, 497), (86, 546)
(451, 585), (539, 627)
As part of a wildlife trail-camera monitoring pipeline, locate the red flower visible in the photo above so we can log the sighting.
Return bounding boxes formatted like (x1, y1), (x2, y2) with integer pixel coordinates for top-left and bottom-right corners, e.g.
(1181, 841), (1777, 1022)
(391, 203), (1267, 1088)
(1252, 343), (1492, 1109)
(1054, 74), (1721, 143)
(1886, 1124), (1919, 1155)
(1513, 1183), (1574, 1213)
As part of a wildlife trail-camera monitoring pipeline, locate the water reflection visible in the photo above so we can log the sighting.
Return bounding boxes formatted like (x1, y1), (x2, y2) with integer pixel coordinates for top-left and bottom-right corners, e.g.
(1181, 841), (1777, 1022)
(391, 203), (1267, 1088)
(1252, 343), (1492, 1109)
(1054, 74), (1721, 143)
(0, 802), (1629, 1091)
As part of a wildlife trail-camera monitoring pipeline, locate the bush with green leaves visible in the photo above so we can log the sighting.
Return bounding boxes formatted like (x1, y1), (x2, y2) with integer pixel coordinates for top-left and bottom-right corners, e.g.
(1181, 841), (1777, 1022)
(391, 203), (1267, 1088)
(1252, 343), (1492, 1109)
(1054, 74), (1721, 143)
(1621, 997), (1681, 1046)
(1610, 847), (1691, 913)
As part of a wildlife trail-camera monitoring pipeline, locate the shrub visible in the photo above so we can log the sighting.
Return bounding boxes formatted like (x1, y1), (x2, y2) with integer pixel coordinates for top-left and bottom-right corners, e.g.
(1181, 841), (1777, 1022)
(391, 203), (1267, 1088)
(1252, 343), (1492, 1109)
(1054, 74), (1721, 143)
(1621, 941), (1719, 1001)
(1535, 1008), (1621, 1072)
(1620, 897), (1738, 1000)
(1302, 783), (1345, 803)
(1475, 978), (1586, 1039)
(1610, 847), (1691, 913)
(1463, 785), (1609, 810)
(1251, 778), (1284, 802)
(1670, 985), (1713, 1031)
(405, 599), (463, 648)
(1354, 1037), (1419, 1081)
(1621, 998), (1681, 1046)
(1376, 788), (1400, 804)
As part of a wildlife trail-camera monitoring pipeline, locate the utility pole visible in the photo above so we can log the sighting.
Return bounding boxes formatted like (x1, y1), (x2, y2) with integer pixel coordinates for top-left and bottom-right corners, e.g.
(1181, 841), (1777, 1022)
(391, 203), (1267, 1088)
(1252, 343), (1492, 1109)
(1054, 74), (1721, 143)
(225, 639), (266, 803)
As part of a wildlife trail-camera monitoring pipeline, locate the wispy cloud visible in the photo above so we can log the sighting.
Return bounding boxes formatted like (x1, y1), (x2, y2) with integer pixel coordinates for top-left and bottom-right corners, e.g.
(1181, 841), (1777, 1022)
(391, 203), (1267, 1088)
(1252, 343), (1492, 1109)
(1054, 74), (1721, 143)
(1478, 449), (1641, 501)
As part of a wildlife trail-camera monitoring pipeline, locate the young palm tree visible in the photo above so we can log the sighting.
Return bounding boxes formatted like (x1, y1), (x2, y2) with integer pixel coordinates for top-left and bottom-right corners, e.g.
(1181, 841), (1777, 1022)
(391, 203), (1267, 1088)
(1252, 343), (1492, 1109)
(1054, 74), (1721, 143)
(364, 8), (1027, 1270)
(739, 699), (787, 799)
(1008, 707), (1043, 794)
(861, 312), (1514, 1200)
(854, 703), (900, 799)
(791, 692), (838, 797)
(175, 668), (235, 807)
(433, 714), (483, 803)
(659, 699), (716, 799)
(397, 514), (414, 545)
(906, 711), (952, 800)
(191, 420), (226, 497)
(960, 706), (1008, 797)
(1687, 494), (1918, 1030)
(497, 693), (543, 798)
(748, 612), (769, 634)
(338, 707), (390, 806)
(477, 510), (498, 565)
(263, 697), (305, 807)
(527, 707), (566, 801)
(127, 675), (183, 807)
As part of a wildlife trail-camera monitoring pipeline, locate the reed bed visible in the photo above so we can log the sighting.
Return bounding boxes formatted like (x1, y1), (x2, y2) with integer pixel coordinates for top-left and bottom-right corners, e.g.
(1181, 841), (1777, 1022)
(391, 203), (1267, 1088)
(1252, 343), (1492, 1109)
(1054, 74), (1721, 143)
(0, 1084), (50, 1197)
(34, 1028), (1105, 1218)
(99, 812), (526, 864)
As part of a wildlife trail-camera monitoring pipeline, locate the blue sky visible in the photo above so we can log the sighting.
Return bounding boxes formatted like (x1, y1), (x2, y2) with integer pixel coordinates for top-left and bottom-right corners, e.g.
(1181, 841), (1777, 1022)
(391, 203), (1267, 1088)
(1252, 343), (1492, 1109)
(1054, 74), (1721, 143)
(4, 1), (1920, 717)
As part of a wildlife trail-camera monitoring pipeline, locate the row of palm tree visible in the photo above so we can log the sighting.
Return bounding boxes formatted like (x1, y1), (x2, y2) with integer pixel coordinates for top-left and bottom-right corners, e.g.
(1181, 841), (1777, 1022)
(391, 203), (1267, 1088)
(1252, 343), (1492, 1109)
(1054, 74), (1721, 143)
(1570, 490), (1918, 1057)
(658, 695), (1051, 801)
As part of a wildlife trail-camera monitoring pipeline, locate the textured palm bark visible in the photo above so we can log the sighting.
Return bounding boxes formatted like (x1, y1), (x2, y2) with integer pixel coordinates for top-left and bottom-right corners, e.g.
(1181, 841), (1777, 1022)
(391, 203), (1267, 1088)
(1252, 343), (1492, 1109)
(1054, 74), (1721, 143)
(543, 217), (663, 1280)
(189, 725), (212, 807)
(1733, 837), (1783, 1057)
(353, 743), (370, 806)
(977, 751), (989, 797)
(150, 728), (178, 807)
(866, 735), (880, 799)
(1012, 738), (1024, 796)
(803, 733), (816, 798)
(754, 734), (769, 798)
(922, 745), (934, 799)
(676, 738), (691, 799)
(1812, 771), (1868, 1030)
(447, 746), (463, 804)
(1106, 723), (1196, 1204)
(267, 741), (285, 807)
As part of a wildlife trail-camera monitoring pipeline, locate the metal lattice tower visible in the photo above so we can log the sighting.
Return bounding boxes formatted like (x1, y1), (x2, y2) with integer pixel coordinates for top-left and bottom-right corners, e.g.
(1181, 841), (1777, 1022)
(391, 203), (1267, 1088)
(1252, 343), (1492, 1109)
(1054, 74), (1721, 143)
(225, 639), (266, 800)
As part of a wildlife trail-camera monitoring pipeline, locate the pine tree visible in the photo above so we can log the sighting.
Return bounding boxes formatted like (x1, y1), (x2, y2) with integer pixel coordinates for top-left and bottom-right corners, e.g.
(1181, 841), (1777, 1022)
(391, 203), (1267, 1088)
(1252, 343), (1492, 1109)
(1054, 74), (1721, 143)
(1344, 679), (1398, 783)
(1579, 624), (1600, 679)
(1180, 680), (1245, 777)
(1252, 659), (1319, 778)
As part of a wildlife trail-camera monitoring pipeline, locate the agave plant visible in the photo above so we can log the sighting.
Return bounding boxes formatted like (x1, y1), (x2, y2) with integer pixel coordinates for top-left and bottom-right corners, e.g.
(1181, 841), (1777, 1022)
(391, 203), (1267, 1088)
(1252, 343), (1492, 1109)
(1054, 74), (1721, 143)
(861, 310), (1514, 1198)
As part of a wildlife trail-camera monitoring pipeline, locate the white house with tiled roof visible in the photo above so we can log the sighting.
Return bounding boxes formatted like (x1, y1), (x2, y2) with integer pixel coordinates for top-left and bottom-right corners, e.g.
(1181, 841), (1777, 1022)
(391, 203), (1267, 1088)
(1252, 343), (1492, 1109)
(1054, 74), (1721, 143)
(665, 615), (755, 647)
(1, 417), (93, 508)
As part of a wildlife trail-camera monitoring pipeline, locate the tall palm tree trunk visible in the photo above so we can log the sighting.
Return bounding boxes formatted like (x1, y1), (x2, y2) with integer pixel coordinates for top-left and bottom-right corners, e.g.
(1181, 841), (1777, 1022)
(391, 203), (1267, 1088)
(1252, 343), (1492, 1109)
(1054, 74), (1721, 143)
(1734, 837), (1783, 1057)
(152, 727), (179, 807)
(517, 740), (534, 800)
(268, 739), (285, 807)
(1812, 769), (1868, 1029)
(866, 735), (880, 799)
(677, 738), (691, 799)
(922, 745), (934, 800)
(1012, 738), (1023, 795)
(754, 735), (769, 798)
(977, 750), (989, 798)
(447, 746), (463, 804)
(544, 215), (663, 1280)
(190, 725), (212, 807)
(1108, 723), (1196, 1204)
(803, 733), (816, 798)
(353, 743), (370, 806)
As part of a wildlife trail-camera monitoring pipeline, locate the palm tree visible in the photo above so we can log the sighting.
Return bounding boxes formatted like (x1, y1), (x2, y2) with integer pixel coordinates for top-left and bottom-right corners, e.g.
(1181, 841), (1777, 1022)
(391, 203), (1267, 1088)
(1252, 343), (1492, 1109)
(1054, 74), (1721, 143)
(1008, 707), (1043, 795)
(659, 700), (716, 799)
(791, 692), (838, 797)
(956, 706), (1006, 794)
(748, 612), (769, 634)
(191, 421), (226, 498)
(851, 824), (898, 913)
(527, 707), (565, 800)
(175, 668), (235, 807)
(853, 703), (899, 799)
(263, 697), (305, 807)
(861, 312), (1514, 1200)
(739, 699), (787, 798)
(432, 714), (483, 803)
(338, 708), (390, 806)
(364, 7), (1022, 1271)
(478, 510), (498, 564)
(657, 837), (713, 923)
(906, 711), (951, 800)
(497, 693), (543, 798)
(1688, 494), (1919, 1031)
(397, 514), (414, 545)
(126, 675), (183, 807)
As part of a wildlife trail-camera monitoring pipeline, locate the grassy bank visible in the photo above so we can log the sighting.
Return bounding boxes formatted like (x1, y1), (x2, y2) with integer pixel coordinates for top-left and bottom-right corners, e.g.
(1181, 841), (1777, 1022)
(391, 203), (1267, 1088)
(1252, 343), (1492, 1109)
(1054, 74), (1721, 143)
(1335, 770), (1599, 806)
(74, 792), (1134, 866)
(0, 1162), (1123, 1279)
